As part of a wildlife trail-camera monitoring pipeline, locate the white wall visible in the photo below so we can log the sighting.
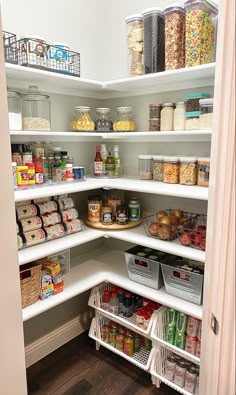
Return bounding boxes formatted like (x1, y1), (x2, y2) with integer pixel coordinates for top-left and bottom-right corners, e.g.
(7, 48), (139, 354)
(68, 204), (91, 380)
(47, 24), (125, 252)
(1, 0), (104, 79)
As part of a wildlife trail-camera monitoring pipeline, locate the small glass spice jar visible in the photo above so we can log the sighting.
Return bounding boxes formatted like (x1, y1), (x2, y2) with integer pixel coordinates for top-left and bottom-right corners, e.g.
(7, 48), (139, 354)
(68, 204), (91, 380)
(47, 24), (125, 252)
(138, 155), (153, 180)
(179, 156), (197, 185)
(197, 157), (210, 187)
(160, 103), (174, 131)
(163, 156), (179, 184)
(152, 155), (163, 181)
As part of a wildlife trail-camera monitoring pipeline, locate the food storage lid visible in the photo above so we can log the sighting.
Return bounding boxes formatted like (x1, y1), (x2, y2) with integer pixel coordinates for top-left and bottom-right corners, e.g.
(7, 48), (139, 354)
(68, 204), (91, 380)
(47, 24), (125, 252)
(12, 162), (17, 166)
(176, 101), (185, 105)
(185, 111), (201, 117)
(163, 156), (179, 162)
(162, 102), (175, 107)
(125, 14), (143, 22)
(179, 156), (197, 162)
(75, 106), (90, 111)
(142, 7), (164, 16)
(164, 4), (185, 14)
(21, 85), (49, 100)
(185, 93), (210, 100)
(96, 107), (111, 113)
(197, 157), (210, 162)
(149, 103), (161, 107)
(184, 0), (218, 13)
(117, 106), (132, 111)
(66, 164), (73, 168)
(26, 162), (35, 168)
(199, 98), (214, 107)
(138, 155), (153, 159)
(152, 155), (163, 161)
(53, 147), (62, 152)
(7, 89), (21, 98)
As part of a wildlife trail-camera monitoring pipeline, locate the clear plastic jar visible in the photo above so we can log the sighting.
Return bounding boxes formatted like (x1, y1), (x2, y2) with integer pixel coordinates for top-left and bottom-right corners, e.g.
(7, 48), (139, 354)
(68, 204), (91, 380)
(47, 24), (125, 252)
(179, 157), (197, 185)
(163, 156), (179, 184)
(153, 155), (163, 181)
(164, 5), (186, 70)
(113, 107), (136, 131)
(142, 8), (165, 74)
(160, 103), (174, 131)
(197, 157), (210, 187)
(199, 98), (214, 129)
(71, 106), (95, 131)
(125, 14), (144, 77)
(185, 0), (218, 67)
(185, 113), (200, 130)
(186, 93), (210, 112)
(174, 102), (186, 131)
(138, 155), (153, 180)
(22, 85), (51, 131)
(95, 108), (113, 131)
(7, 90), (22, 130)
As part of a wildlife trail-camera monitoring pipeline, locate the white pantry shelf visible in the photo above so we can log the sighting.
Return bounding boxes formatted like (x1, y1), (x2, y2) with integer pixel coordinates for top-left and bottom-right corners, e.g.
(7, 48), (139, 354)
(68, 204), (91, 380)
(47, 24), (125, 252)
(10, 130), (212, 143)
(22, 250), (202, 322)
(14, 176), (208, 202)
(6, 62), (215, 99)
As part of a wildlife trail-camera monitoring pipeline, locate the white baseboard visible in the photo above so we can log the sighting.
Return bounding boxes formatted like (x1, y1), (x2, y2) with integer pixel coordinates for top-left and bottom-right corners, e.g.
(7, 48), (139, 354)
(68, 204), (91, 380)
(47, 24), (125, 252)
(25, 310), (93, 367)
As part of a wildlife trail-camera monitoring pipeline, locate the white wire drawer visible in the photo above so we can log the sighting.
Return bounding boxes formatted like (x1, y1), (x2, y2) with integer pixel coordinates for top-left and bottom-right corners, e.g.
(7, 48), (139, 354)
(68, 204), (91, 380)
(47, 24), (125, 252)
(88, 281), (159, 336)
(151, 306), (200, 365)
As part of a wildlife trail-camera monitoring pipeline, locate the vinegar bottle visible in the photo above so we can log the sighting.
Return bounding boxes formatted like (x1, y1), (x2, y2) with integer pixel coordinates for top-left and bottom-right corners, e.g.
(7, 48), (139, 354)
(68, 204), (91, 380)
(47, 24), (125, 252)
(94, 145), (103, 176)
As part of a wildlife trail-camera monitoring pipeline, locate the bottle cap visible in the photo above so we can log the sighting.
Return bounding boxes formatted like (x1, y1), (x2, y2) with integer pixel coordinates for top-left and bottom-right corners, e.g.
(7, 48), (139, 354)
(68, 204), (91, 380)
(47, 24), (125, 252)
(111, 292), (117, 297)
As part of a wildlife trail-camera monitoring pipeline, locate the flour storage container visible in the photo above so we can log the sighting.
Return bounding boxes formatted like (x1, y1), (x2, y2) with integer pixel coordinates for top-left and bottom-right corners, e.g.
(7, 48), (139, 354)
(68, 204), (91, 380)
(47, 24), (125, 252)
(22, 86), (51, 131)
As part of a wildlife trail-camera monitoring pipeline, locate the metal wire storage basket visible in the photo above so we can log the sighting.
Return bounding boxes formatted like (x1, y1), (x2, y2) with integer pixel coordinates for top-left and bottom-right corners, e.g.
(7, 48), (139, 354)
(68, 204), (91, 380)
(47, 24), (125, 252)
(143, 210), (198, 241)
(178, 214), (207, 251)
(3, 30), (18, 63)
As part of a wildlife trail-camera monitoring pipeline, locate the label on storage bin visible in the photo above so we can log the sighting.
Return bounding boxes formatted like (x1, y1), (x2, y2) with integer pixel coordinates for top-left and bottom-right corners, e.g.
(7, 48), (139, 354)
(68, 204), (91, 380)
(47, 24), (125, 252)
(173, 270), (190, 281)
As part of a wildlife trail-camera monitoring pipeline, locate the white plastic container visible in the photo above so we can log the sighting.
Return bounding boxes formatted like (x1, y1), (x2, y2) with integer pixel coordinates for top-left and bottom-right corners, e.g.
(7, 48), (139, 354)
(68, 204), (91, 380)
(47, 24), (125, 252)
(174, 102), (186, 130)
(179, 156), (197, 185)
(160, 103), (174, 131)
(138, 155), (153, 180)
(199, 98), (214, 129)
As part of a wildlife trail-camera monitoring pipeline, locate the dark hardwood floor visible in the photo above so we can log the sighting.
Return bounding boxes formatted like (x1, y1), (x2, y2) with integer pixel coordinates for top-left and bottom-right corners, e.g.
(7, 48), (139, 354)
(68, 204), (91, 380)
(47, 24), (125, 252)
(27, 332), (178, 395)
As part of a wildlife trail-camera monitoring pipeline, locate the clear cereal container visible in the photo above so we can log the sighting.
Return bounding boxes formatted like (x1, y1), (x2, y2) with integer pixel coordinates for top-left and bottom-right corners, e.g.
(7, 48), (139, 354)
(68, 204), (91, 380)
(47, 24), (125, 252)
(185, 0), (218, 67)
(152, 155), (163, 181)
(138, 155), (153, 180)
(125, 14), (144, 77)
(179, 156), (197, 185)
(164, 4), (186, 70)
(163, 156), (179, 184)
(197, 157), (210, 187)
(199, 98), (214, 129)
(113, 107), (136, 131)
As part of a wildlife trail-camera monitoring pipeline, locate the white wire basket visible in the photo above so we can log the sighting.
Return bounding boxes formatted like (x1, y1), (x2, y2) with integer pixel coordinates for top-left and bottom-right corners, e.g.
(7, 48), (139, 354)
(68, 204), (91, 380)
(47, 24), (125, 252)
(89, 314), (153, 371)
(88, 281), (158, 335)
(150, 347), (198, 395)
(151, 306), (200, 365)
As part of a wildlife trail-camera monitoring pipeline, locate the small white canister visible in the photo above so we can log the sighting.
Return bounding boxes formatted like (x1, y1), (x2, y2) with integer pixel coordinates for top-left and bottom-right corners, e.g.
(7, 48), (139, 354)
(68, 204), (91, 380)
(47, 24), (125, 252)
(20, 35), (47, 67)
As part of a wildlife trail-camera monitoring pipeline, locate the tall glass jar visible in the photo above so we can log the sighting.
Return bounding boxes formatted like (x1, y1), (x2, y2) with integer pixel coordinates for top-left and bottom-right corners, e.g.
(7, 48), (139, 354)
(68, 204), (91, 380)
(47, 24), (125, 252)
(95, 108), (113, 131)
(164, 5), (185, 70)
(125, 14), (144, 77)
(71, 106), (95, 131)
(22, 86), (51, 131)
(174, 102), (186, 130)
(163, 156), (179, 184)
(160, 103), (174, 131)
(142, 8), (165, 74)
(113, 107), (136, 131)
(7, 90), (22, 130)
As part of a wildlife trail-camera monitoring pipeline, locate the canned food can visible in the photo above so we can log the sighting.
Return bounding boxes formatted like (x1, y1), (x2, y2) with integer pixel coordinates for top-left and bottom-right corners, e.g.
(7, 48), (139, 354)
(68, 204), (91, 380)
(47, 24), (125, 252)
(184, 366), (197, 393)
(165, 324), (175, 345)
(37, 201), (58, 215)
(61, 208), (79, 222)
(41, 212), (61, 227)
(20, 216), (42, 232)
(176, 312), (188, 333)
(174, 330), (186, 350)
(64, 219), (82, 234)
(16, 204), (38, 220)
(124, 335), (134, 356)
(185, 335), (198, 355)
(45, 224), (65, 240)
(109, 328), (118, 347)
(164, 354), (177, 381)
(17, 234), (24, 249)
(197, 321), (202, 340)
(58, 197), (74, 210)
(24, 229), (46, 247)
(73, 166), (85, 180)
(187, 316), (200, 337)
(174, 361), (187, 388)
(196, 339), (201, 358)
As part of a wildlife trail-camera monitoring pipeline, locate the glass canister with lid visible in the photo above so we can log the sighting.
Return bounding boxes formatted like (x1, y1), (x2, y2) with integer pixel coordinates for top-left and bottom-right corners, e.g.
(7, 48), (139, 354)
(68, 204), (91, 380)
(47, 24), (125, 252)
(113, 107), (136, 131)
(7, 90), (22, 130)
(197, 157), (210, 187)
(179, 156), (197, 185)
(164, 4), (185, 70)
(95, 108), (113, 131)
(142, 7), (165, 74)
(22, 85), (51, 131)
(160, 103), (175, 131)
(199, 98), (214, 129)
(163, 156), (179, 184)
(138, 155), (153, 180)
(153, 155), (163, 181)
(174, 102), (186, 131)
(125, 14), (144, 77)
(71, 106), (95, 131)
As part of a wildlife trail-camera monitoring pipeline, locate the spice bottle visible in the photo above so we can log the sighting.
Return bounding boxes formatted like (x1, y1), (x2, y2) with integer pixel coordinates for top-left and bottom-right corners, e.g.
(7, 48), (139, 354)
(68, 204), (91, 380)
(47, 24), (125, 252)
(65, 164), (73, 182)
(128, 198), (140, 221)
(94, 145), (103, 177)
(12, 162), (17, 188)
(35, 163), (44, 184)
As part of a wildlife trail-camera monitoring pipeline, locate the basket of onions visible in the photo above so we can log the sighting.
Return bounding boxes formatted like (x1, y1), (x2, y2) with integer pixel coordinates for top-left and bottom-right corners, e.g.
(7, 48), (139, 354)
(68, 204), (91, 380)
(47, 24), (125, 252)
(143, 209), (198, 241)
(178, 214), (207, 250)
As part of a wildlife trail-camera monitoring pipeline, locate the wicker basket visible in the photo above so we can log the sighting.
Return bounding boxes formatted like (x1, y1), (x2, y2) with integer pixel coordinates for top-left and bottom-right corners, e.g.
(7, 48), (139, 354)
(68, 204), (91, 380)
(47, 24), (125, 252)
(20, 263), (41, 308)
(143, 210), (198, 241)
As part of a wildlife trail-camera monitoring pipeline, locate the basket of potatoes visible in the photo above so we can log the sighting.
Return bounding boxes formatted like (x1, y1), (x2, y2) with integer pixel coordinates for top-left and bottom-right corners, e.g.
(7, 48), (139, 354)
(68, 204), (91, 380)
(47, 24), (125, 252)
(143, 209), (198, 241)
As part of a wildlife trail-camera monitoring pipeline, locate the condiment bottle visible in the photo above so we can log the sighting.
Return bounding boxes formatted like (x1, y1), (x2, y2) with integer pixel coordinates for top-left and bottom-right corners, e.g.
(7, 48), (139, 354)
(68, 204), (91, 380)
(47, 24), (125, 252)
(116, 204), (128, 225)
(105, 148), (115, 177)
(117, 288), (125, 314)
(123, 292), (134, 317)
(94, 145), (103, 176)
(109, 292), (119, 315)
(113, 145), (120, 176)
(65, 164), (73, 182)
(35, 163), (44, 184)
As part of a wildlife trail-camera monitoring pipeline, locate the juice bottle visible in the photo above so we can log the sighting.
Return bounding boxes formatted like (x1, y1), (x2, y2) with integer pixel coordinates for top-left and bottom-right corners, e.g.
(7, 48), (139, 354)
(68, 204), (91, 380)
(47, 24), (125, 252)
(109, 292), (119, 315)
(102, 290), (110, 311)
(123, 292), (134, 318)
(117, 288), (125, 314)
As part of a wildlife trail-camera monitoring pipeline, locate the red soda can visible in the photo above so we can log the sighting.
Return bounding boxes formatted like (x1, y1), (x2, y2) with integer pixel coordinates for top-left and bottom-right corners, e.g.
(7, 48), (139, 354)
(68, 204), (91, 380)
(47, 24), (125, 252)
(197, 321), (202, 340)
(187, 316), (200, 337)
(185, 335), (198, 355)
(196, 339), (201, 358)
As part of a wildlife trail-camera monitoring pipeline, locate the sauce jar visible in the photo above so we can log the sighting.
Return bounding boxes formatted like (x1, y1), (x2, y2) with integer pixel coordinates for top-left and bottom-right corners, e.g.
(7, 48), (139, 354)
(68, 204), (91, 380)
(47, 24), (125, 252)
(113, 107), (136, 131)
(197, 157), (210, 187)
(88, 196), (102, 223)
(163, 156), (179, 184)
(152, 155), (163, 181)
(71, 106), (95, 131)
(138, 155), (153, 180)
(35, 163), (44, 184)
(65, 164), (73, 182)
(128, 198), (140, 221)
(116, 204), (128, 224)
(160, 103), (174, 131)
(101, 206), (113, 225)
(125, 14), (144, 77)
(179, 157), (197, 185)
